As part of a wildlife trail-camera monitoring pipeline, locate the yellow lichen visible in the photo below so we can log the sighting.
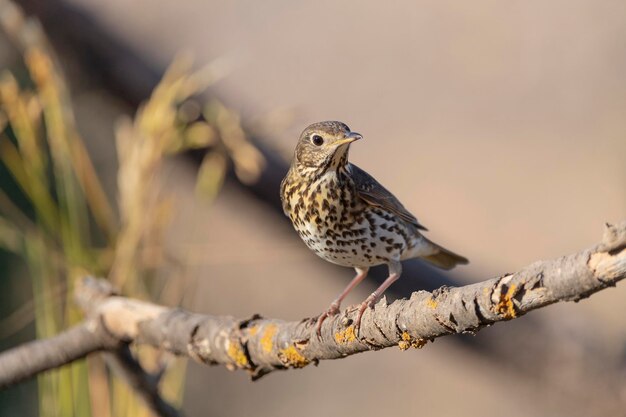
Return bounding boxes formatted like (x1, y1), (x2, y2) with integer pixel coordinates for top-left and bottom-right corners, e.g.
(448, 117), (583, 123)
(278, 345), (310, 368)
(398, 331), (427, 351)
(248, 325), (258, 336)
(426, 297), (438, 309)
(226, 341), (248, 368)
(260, 324), (277, 353)
(495, 284), (518, 319)
(412, 339), (427, 349)
(334, 326), (357, 344)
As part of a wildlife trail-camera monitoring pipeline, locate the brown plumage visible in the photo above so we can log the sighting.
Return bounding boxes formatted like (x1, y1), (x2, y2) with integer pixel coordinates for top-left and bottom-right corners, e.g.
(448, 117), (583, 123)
(280, 121), (468, 334)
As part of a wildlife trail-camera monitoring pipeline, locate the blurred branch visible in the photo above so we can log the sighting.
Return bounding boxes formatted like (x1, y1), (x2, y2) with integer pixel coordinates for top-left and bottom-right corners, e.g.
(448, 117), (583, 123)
(0, 276), (181, 417)
(104, 345), (181, 417)
(1, 222), (623, 385)
(0, 323), (181, 417)
(0, 320), (119, 388)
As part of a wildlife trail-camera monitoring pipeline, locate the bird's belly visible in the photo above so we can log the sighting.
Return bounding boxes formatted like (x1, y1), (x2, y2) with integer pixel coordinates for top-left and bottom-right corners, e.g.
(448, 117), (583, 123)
(298, 221), (375, 267)
(294, 207), (415, 268)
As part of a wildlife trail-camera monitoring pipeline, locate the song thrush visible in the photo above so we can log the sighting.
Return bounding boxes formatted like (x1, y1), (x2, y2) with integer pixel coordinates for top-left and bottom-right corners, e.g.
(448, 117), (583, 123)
(280, 121), (468, 335)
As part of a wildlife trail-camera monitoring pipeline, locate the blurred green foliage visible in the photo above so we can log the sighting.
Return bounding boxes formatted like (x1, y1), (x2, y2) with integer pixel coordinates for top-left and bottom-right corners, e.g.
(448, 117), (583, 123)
(0, 2), (264, 416)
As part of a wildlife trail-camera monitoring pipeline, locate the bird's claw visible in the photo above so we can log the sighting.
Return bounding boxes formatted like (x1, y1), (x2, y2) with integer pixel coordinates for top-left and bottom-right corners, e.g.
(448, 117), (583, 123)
(315, 302), (341, 338)
(354, 294), (377, 336)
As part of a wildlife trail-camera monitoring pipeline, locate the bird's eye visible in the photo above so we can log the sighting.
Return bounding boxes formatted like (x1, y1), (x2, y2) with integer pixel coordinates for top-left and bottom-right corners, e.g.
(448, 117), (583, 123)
(311, 134), (324, 146)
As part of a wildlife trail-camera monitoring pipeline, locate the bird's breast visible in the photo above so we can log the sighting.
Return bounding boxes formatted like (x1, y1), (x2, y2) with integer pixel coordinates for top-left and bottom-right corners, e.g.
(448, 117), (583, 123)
(290, 173), (354, 230)
(281, 169), (420, 268)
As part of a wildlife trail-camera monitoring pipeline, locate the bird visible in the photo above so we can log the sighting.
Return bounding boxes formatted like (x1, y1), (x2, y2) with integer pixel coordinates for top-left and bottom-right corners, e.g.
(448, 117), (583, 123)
(280, 121), (468, 335)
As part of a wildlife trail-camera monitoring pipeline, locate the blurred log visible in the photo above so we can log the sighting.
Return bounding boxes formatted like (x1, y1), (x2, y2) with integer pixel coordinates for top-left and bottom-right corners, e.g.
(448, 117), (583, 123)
(18, 0), (460, 292)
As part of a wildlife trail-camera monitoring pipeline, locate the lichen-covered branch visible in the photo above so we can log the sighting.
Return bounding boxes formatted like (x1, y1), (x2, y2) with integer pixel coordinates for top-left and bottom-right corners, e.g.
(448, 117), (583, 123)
(0, 221), (624, 386)
(80, 221), (626, 379)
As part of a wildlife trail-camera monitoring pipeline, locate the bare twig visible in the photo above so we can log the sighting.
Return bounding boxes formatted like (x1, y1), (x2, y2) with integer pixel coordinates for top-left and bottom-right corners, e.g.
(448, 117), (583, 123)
(0, 277), (182, 416)
(2, 221), (622, 386)
(0, 320), (119, 388)
(104, 345), (181, 417)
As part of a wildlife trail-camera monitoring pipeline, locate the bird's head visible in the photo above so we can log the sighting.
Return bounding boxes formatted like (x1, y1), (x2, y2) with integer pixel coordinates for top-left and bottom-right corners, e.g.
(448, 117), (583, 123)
(294, 121), (362, 170)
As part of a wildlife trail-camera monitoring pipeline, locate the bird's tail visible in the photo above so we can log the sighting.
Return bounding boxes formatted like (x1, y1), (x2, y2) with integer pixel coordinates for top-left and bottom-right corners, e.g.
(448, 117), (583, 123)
(419, 237), (468, 270)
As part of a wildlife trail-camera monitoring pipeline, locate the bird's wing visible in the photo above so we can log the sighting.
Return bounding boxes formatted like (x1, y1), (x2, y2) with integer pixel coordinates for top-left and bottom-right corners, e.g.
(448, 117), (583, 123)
(350, 164), (428, 231)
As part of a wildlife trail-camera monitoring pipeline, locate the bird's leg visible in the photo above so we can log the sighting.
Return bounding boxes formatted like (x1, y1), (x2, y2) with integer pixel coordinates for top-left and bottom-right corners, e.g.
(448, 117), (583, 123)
(354, 261), (402, 333)
(316, 267), (369, 336)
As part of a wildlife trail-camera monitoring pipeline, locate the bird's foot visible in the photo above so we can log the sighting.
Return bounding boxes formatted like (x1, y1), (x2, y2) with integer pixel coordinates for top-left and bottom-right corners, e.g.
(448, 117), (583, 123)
(354, 293), (378, 335)
(315, 301), (341, 338)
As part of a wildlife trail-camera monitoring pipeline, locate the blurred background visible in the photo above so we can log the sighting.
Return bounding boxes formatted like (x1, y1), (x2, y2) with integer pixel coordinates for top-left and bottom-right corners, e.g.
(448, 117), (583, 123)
(1, 0), (625, 416)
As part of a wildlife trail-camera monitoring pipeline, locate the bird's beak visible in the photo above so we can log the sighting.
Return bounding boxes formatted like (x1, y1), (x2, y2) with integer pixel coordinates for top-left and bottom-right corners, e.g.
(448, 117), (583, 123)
(334, 132), (363, 146)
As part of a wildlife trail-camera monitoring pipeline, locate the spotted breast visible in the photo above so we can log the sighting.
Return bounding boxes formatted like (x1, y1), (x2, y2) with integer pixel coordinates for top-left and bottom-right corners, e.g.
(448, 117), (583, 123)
(281, 163), (420, 268)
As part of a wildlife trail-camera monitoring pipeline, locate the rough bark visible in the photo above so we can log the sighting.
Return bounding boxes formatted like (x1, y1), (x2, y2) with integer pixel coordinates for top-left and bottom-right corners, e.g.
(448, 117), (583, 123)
(2, 221), (620, 385)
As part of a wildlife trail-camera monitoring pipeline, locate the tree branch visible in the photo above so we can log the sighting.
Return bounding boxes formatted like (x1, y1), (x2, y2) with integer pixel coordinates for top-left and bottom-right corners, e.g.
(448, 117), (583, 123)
(0, 277), (182, 417)
(66, 274), (184, 417)
(104, 345), (180, 417)
(0, 320), (119, 388)
(76, 221), (626, 379)
(0, 221), (624, 385)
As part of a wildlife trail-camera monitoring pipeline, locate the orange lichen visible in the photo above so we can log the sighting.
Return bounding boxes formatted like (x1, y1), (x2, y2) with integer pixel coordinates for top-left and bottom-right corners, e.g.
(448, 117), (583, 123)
(278, 345), (310, 368)
(260, 324), (277, 353)
(398, 331), (427, 351)
(495, 284), (518, 319)
(426, 297), (438, 309)
(226, 341), (248, 368)
(334, 326), (357, 344)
